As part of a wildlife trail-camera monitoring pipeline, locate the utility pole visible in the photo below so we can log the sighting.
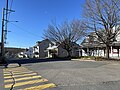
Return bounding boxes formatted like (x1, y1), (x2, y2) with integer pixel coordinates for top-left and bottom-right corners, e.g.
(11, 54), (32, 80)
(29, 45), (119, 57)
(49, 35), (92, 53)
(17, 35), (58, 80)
(0, 0), (15, 63)
(0, 0), (9, 63)
(4, 0), (9, 44)
(1, 8), (5, 63)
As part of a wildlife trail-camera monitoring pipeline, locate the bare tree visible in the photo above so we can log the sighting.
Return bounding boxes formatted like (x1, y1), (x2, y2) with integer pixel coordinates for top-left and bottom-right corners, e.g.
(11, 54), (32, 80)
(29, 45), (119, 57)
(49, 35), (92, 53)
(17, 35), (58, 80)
(44, 19), (86, 57)
(84, 0), (120, 59)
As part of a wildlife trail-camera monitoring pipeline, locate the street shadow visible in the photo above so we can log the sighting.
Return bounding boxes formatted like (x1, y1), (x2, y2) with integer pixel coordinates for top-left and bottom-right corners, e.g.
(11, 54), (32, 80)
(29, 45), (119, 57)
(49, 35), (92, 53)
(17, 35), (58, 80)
(6, 58), (71, 66)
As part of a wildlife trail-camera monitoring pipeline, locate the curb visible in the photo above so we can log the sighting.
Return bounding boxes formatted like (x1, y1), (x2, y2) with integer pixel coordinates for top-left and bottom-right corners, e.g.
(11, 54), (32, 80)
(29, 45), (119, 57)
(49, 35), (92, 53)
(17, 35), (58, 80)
(71, 59), (95, 62)
(6, 63), (21, 68)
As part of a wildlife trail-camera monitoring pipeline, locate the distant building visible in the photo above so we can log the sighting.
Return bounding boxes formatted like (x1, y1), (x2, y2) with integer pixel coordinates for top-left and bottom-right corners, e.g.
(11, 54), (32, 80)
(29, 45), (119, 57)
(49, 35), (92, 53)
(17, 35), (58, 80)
(18, 52), (26, 58)
(5, 47), (25, 59)
(46, 44), (68, 58)
(18, 39), (81, 59)
(33, 39), (54, 58)
(46, 42), (80, 58)
(26, 47), (33, 58)
(81, 32), (120, 57)
(17, 47), (34, 58)
(46, 44), (58, 58)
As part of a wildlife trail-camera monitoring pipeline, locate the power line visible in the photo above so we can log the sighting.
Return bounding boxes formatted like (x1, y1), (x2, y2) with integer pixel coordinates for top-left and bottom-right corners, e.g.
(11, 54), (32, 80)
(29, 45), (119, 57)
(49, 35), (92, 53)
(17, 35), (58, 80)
(10, 23), (42, 38)
(8, 0), (13, 21)
(10, 0), (13, 9)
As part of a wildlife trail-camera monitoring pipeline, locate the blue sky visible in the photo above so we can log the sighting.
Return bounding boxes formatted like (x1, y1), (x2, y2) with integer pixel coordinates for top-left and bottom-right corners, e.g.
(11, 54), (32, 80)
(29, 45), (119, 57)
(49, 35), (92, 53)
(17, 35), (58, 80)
(0, 0), (85, 48)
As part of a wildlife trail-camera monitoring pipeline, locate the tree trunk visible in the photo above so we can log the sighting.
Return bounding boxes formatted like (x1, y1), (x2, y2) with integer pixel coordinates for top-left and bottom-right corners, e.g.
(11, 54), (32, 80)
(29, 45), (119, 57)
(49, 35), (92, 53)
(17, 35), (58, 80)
(106, 45), (110, 60)
(66, 49), (71, 58)
(68, 51), (71, 58)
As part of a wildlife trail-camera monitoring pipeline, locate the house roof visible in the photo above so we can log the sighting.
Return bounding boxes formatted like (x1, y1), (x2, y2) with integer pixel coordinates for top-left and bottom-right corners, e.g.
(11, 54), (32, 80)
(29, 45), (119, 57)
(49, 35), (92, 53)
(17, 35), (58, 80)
(81, 31), (120, 48)
(35, 39), (54, 46)
(112, 42), (120, 46)
(81, 32), (105, 48)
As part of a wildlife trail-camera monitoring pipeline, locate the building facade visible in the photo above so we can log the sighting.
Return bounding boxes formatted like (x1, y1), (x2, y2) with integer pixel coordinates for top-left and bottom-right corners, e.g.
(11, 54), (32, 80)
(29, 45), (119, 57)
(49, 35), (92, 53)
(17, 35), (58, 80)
(81, 32), (120, 58)
(33, 39), (54, 58)
(46, 42), (80, 58)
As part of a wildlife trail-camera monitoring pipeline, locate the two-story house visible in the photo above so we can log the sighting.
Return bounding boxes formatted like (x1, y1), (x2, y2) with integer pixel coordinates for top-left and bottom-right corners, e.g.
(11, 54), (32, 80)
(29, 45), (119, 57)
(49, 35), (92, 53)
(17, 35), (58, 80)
(81, 32), (120, 57)
(33, 39), (53, 58)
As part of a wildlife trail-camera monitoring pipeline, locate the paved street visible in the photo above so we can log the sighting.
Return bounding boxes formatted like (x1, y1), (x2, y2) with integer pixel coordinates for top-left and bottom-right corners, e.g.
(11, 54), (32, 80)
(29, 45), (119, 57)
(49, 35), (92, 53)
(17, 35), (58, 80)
(1, 60), (120, 90)
(22, 60), (120, 90)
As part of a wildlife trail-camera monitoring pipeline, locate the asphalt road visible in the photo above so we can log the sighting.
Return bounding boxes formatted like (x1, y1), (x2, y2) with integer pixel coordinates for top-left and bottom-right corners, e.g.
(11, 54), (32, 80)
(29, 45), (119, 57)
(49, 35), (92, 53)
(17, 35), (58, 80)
(21, 60), (120, 90)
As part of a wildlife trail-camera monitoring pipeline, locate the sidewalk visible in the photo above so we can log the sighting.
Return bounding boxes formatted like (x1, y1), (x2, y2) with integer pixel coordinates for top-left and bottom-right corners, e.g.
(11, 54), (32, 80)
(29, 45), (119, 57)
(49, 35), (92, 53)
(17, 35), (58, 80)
(6, 63), (21, 68)
(0, 63), (21, 90)
(0, 67), (5, 90)
(71, 59), (95, 62)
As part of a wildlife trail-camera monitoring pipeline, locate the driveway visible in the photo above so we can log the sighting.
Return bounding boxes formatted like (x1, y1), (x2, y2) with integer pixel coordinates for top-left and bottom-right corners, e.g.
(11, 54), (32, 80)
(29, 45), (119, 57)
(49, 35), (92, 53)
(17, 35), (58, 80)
(22, 60), (120, 90)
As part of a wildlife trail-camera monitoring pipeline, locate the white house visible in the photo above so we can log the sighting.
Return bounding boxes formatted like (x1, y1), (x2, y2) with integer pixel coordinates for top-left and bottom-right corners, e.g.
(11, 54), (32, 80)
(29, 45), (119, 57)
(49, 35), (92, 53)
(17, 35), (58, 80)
(33, 39), (54, 58)
(18, 39), (80, 59)
(46, 44), (68, 58)
(26, 47), (33, 58)
(17, 47), (33, 58)
(18, 52), (27, 58)
(81, 32), (120, 58)
(46, 42), (80, 58)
